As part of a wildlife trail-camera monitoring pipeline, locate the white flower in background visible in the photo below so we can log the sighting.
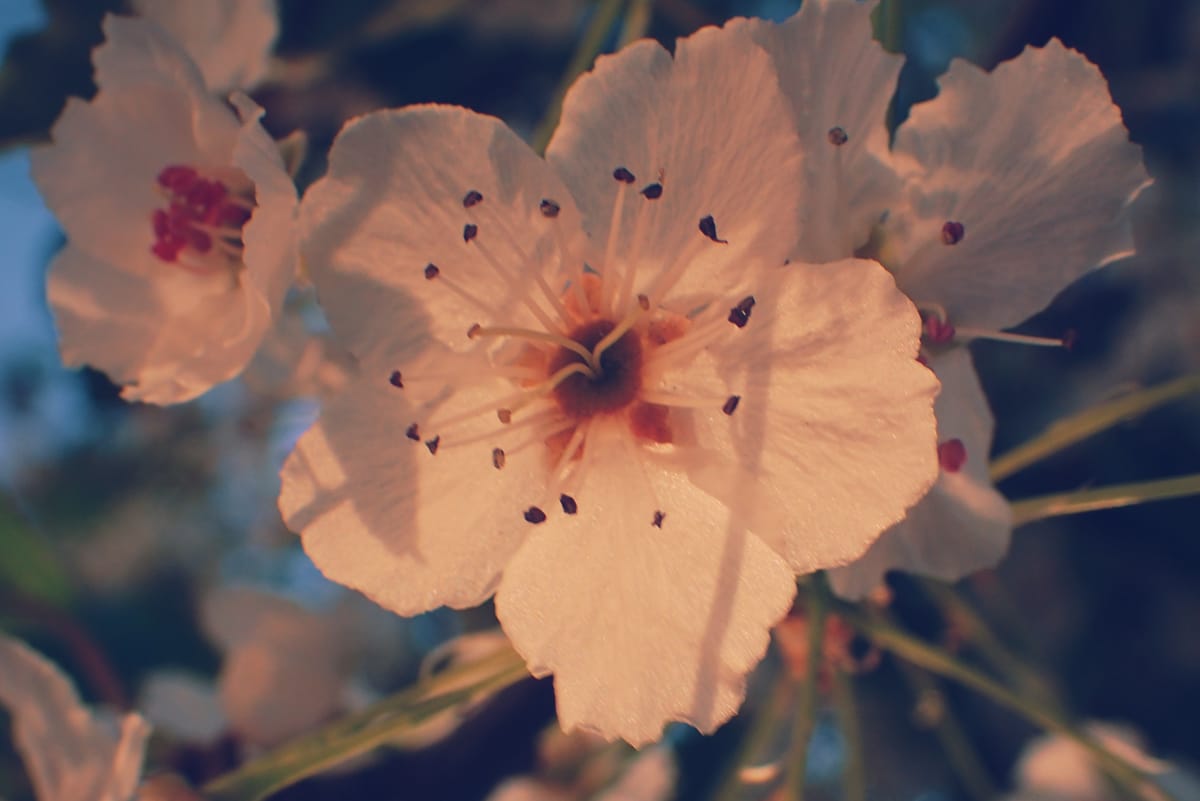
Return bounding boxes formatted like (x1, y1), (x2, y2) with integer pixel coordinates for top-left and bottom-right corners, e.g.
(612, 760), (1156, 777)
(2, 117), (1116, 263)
(131, 0), (278, 94)
(31, 15), (297, 404)
(0, 632), (149, 801)
(282, 20), (938, 745)
(488, 741), (676, 801)
(1007, 723), (1200, 801)
(751, 0), (1149, 597)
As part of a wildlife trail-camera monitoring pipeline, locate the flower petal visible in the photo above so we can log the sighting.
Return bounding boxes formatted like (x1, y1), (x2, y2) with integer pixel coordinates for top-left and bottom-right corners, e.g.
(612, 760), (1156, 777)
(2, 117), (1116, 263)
(828, 347), (1012, 598)
(0, 633), (149, 801)
(748, 0), (904, 261)
(139, 672), (227, 745)
(280, 365), (549, 615)
(496, 419), (795, 746)
(300, 105), (586, 369)
(545, 20), (803, 298)
(131, 0), (278, 93)
(886, 40), (1150, 330)
(676, 258), (939, 573)
(91, 13), (207, 96)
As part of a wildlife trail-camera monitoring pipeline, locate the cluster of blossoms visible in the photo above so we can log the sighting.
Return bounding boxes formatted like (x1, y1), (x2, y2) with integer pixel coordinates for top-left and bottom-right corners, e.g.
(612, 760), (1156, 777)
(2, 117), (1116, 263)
(27, 0), (1148, 764)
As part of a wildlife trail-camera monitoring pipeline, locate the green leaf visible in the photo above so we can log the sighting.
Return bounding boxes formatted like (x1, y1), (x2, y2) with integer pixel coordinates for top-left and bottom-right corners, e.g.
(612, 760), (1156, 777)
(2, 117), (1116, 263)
(0, 500), (72, 607)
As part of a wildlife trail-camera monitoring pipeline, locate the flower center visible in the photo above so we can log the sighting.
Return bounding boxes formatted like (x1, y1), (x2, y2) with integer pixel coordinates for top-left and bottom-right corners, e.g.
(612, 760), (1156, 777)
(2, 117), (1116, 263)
(550, 319), (643, 419)
(150, 164), (253, 274)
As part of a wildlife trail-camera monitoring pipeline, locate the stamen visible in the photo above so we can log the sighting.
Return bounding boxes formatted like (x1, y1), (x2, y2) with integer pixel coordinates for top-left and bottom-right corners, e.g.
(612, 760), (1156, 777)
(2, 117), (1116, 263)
(613, 167), (636, 183)
(560, 494), (578, 514)
(600, 174), (633, 315)
(641, 183), (663, 199)
(937, 439), (967, 472)
(463, 223), (478, 242)
(468, 325), (596, 369)
(422, 363), (589, 433)
(639, 390), (736, 409)
(941, 221), (965, 245)
(953, 327), (1068, 348)
(727, 296), (756, 328)
(424, 263), (440, 280)
(492, 447), (506, 469)
(472, 233), (565, 333)
(425, 436), (441, 454)
(463, 189), (484, 208)
(405, 423), (420, 441)
(524, 506), (547, 524)
(722, 395), (741, 415)
(828, 126), (849, 146)
(652, 510), (665, 528)
(389, 370), (404, 389)
(539, 199), (561, 218)
(699, 215), (728, 244)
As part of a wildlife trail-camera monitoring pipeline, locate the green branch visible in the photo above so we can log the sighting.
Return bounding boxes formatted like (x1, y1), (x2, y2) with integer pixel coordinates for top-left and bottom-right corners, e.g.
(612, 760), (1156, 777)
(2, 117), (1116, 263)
(1010, 473), (1200, 526)
(786, 577), (829, 800)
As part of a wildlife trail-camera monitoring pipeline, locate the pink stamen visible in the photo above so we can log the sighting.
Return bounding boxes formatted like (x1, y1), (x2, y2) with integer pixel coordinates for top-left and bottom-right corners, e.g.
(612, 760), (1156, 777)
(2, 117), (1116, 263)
(937, 439), (967, 473)
(922, 313), (956, 345)
(149, 164), (252, 268)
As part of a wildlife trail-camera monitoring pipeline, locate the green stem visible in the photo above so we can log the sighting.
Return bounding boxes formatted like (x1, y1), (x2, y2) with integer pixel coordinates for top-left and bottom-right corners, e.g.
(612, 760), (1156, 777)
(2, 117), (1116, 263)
(831, 670), (866, 801)
(843, 611), (1179, 801)
(711, 669), (795, 801)
(531, 0), (627, 155)
(893, 659), (997, 801)
(990, 374), (1200, 482)
(786, 577), (828, 800)
(618, 0), (654, 46)
(203, 646), (527, 801)
(1010, 473), (1200, 526)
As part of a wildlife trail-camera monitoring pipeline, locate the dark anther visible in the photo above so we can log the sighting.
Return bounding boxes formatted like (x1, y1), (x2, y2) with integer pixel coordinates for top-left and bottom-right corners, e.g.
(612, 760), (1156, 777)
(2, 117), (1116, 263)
(827, 126), (849, 146)
(613, 167), (636, 183)
(389, 370), (404, 389)
(463, 189), (483, 208)
(405, 423), (420, 441)
(492, 447), (506, 469)
(699, 215), (728, 244)
(641, 183), (663, 199)
(539, 199), (561, 218)
(497, 408), (512, 424)
(560, 494), (578, 515)
(727, 296), (756, 328)
(463, 223), (478, 242)
(941, 220), (965, 245)
(423, 263), (440, 280)
(524, 506), (547, 524)
(652, 510), (665, 528)
(467, 323), (482, 339)
(425, 436), (441, 455)
(722, 395), (741, 416)
(637, 294), (650, 311)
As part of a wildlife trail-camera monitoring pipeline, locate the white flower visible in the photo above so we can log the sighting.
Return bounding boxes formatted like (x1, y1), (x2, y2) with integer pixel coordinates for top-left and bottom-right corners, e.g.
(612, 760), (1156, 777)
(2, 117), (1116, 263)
(130, 0), (278, 94)
(31, 15), (297, 404)
(0, 632), (149, 801)
(751, 0), (1149, 596)
(1008, 723), (1200, 801)
(282, 21), (938, 745)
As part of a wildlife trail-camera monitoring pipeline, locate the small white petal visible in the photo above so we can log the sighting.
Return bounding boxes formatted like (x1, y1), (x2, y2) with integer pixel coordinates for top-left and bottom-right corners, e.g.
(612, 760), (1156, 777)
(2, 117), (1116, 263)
(680, 258), (939, 573)
(547, 20), (803, 298)
(91, 14), (207, 96)
(887, 40), (1151, 330)
(300, 105), (585, 369)
(131, 0), (278, 93)
(828, 348), (1011, 599)
(748, 0), (904, 261)
(139, 672), (227, 745)
(496, 420), (795, 746)
(280, 368), (542, 615)
(0, 633), (149, 801)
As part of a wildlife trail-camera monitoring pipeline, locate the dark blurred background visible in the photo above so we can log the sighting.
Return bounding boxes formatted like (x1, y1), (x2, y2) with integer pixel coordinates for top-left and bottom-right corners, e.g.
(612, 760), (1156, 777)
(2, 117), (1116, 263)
(0, 1), (1198, 799)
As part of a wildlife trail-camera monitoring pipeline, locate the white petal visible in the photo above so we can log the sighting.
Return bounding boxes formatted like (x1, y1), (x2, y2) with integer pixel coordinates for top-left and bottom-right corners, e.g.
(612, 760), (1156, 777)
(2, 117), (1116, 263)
(496, 419), (796, 746)
(30, 87), (209, 264)
(887, 40), (1151, 330)
(230, 92), (299, 344)
(131, 0), (277, 93)
(280, 366), (547, 615)
(299, 105), (586, 369)
(91, 14), (207, 96)
(677, 258), (939, 573)
(546, 21), (803, 298)
(201, 586), (345, 747)
(828, 347), (1012, 599)
(139, 672), (227, 744)
(748, 0), (904, 261)
(0, 633), (149, 801)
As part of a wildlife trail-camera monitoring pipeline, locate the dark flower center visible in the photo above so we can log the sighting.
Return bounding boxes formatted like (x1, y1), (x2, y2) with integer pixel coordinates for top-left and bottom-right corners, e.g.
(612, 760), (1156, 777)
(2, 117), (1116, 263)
(551, 319), (643, 419)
